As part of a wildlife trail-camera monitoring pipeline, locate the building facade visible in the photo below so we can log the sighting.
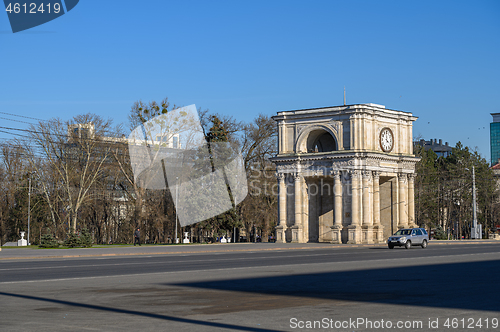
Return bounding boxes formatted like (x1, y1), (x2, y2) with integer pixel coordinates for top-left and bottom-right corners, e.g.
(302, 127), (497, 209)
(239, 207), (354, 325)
(415, 138), (452, 158)
(491, 113), (500, 166)
(271, 103), (419, 244)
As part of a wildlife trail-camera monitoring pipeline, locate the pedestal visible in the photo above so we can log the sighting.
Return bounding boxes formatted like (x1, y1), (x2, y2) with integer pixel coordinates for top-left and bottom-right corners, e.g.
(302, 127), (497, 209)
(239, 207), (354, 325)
(330, 225), (342, 244)
(291, 225), (302, 243)
(373, 225), (384, 243)
(361, 226), (374, 244)
(18, 231), (27, 246)
(347, 225), (362, 244)
(276, 225), (287, 243)
(182, 232), (190, 244)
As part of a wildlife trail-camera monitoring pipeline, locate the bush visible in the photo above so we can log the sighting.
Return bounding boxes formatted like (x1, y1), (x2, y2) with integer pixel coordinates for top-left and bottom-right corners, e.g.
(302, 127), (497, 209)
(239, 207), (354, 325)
(433, 226), (447, 240)
(80, 228), (93, 247)
(64, 232), (81, 247)
(64, 228), (93, 248)
(39, 233), (59, 248)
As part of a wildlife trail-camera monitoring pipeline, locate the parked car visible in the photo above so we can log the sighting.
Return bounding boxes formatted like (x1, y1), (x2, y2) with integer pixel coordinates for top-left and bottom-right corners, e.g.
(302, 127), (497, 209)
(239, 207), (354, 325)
(387, 228), (429, 249)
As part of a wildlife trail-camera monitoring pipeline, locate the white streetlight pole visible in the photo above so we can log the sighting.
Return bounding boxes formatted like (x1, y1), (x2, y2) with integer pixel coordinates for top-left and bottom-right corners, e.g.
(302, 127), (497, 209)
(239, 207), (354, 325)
(27, 175), (32, 246)
(175, 176), (179, 244)
(472, 166), (478, 238)
(465, 166), (479, 239)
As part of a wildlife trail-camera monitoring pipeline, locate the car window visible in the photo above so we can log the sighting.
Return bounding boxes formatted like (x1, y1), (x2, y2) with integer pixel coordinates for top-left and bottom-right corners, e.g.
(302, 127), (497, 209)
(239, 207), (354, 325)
(394, 229), (411, 236)
(415, 229), (422, 235)
(421, 229), (428, 235)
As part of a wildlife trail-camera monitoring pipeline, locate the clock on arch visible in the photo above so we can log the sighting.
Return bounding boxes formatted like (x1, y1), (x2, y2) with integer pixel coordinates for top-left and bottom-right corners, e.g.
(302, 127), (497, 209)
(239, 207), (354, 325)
(379, 127), (394, 152)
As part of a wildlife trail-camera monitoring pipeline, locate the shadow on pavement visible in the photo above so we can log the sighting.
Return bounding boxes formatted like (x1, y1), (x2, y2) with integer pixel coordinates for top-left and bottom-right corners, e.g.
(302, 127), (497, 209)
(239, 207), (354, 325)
(169, 259), (500, 312)
(0, 291), (281, 332)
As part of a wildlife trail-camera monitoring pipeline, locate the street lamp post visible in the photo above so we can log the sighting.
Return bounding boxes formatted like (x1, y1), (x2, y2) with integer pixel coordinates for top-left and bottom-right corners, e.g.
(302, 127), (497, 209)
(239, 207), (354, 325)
(175, 176), (179, 244)
(465, 166), (479, 239)
(27, 174), (32, 246)
(472, 166), (479, 239)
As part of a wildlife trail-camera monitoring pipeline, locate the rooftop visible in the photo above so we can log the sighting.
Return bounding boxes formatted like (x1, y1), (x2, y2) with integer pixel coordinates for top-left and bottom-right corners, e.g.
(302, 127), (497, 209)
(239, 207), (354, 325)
(492, 113), (500, 123)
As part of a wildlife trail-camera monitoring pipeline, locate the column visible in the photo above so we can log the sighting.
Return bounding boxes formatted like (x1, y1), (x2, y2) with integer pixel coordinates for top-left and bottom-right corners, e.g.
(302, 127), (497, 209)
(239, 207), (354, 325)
(331, 170), (343, 244)
(372, 171), (383, 242)
(362, 171), (374, 244)
(276, 173), (287, 243)
(348, 170), (361, 243)
(398, 173), (408, 228)
(292, 172), (303, 243)
(333, 171), (343, 227)
(351, 171), (360, 226)
(362, 171), (372, 226)
(408, 173), (416, 227)
(372, 171), (380, 226)
(302, 176), (309, 242)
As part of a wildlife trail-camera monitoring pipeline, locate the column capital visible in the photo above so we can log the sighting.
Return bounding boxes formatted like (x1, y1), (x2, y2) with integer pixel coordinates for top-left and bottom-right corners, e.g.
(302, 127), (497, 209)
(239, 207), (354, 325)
(362, 170), (372, 180)
(292, 172), (302, 181)
(398, 172), (408, 183)
(331, 170), (342, 179)
(372, 171), (380, 181)
(407, 173), (416, 181)
(349, 170), (361, 179)
(276, 172), (285, 182)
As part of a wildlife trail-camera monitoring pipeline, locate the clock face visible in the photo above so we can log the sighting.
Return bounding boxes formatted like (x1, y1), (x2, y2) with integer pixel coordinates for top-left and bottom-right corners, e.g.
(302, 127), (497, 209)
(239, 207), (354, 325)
(380, 128), (394, 152)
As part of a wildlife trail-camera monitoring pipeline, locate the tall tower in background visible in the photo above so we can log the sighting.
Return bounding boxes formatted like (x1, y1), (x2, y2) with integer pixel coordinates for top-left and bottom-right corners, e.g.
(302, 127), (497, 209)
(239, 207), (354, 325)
(491, 113), (500, 166)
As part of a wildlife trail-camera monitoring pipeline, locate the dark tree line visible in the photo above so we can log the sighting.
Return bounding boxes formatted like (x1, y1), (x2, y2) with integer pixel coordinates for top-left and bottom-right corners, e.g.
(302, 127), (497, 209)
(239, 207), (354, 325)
(414, 142), (499, 239)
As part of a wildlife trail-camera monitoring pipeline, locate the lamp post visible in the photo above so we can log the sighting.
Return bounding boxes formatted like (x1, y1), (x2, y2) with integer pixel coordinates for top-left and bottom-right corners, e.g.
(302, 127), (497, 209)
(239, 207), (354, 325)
(27, 174), (32, 246)
(175, 176), (179, 244)
(465, 166), (479, 239)
(472, 166), (478, 239)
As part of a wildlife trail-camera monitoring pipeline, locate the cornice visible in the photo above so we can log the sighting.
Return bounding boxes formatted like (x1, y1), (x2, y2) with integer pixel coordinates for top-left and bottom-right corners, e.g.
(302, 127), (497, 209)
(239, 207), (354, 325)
(272, 104), (417, 123)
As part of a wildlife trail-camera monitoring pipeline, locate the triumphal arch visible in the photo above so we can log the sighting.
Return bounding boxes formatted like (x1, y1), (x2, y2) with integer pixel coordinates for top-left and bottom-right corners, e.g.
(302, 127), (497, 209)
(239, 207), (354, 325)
(271, 103), (419, 244)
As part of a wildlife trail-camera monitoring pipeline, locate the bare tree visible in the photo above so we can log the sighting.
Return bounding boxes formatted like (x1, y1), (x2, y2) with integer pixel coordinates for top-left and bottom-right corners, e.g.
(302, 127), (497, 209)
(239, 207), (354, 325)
(24, 114), (120, 232)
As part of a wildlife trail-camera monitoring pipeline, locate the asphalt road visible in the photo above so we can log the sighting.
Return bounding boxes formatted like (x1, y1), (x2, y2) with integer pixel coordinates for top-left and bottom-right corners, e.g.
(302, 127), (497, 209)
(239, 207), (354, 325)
(1, 243), (499, 332)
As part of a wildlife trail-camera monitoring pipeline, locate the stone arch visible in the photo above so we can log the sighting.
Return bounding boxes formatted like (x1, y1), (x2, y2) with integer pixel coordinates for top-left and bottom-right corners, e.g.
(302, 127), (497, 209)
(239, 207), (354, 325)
(295, 125), (339, 153)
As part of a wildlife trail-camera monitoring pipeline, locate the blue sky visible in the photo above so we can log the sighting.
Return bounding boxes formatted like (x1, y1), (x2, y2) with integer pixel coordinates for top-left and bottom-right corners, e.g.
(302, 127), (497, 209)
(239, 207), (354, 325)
(1, 0), (499, 162)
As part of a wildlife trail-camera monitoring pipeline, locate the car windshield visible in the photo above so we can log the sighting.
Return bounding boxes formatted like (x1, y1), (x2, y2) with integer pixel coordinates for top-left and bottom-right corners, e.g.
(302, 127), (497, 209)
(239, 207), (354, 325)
(394, 229), (412, 236)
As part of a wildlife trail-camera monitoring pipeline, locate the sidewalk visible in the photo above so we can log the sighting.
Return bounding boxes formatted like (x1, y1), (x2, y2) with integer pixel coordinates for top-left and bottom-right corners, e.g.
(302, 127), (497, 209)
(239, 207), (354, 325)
(0, 240), (498, 261)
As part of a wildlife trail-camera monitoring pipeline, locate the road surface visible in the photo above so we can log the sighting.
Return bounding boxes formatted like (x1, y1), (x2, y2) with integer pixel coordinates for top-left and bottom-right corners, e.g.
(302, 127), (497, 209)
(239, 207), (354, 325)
(1, 242), (499, 331)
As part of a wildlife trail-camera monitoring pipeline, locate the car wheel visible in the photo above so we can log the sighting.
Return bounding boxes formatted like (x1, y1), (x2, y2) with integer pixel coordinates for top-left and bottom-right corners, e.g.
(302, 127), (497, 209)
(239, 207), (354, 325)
(388, 244), (394, 249)
(421, 240), (428, 249)
(405, 240), (411, 249)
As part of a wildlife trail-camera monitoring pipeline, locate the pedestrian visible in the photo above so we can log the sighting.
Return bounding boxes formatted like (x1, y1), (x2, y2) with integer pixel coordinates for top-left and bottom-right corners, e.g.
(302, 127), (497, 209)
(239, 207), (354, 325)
(134, 227), (141, 246)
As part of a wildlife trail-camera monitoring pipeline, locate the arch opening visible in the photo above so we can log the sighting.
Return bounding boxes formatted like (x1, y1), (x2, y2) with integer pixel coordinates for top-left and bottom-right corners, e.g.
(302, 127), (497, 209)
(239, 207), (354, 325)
(306, 130), (338, 153)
